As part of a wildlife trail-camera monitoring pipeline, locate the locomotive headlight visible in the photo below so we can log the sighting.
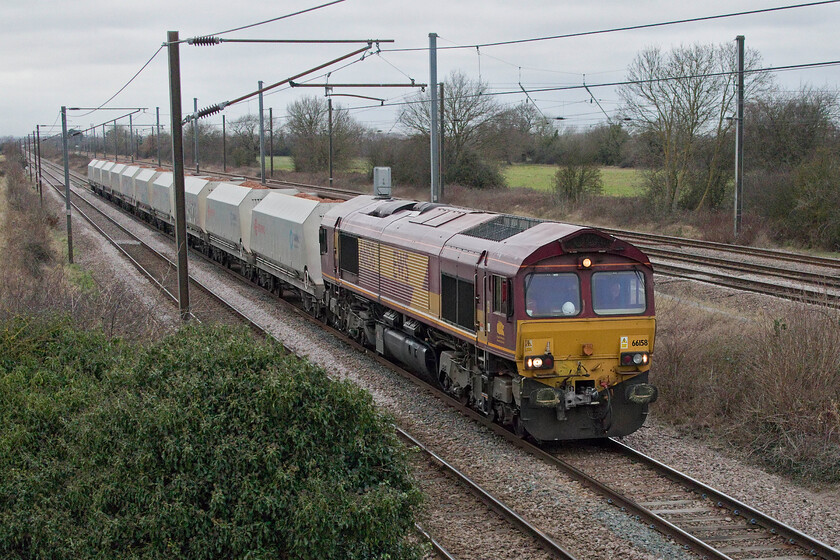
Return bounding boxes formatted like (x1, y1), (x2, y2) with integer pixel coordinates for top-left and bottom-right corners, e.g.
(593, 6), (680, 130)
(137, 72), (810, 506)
(532, 357), (544, 368)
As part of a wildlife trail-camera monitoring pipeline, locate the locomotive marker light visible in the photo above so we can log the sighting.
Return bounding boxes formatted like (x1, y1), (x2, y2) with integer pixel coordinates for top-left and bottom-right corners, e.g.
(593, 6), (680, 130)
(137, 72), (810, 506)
(525, 354), (555, 371)
(620, 352), (649, 366)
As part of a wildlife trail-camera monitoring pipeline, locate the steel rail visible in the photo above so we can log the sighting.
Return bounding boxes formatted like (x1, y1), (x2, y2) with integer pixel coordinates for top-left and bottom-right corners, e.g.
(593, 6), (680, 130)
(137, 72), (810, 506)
(608, 438), (840, 560)
(653, 261), (840, 308)
(645, 247), (840, 289)
(413, 524), (457, 560)
(39, 161), (262, 332)
(603, 227), (840, 270)
(41, 157), (461, 557)
(397, 428), (578, 560)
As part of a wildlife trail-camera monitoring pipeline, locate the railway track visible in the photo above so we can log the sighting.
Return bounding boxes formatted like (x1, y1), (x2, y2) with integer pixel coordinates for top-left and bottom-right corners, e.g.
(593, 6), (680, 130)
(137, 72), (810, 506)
(66, 155), (840, 309)
(46, 156), (840, 558)
(39, 164), (258, 329)
(552, 439), (840, 560)
(377, 362), (840, 560)
(399, 428), (575, 559)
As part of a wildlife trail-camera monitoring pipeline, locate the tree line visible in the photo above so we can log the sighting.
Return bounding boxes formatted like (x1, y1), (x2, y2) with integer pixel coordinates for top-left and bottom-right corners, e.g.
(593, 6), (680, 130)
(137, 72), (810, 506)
(38, 41), (840, 250)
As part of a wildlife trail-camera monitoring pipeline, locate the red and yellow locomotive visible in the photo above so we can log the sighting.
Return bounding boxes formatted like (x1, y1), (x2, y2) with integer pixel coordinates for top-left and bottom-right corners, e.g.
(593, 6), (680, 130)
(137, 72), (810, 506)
(320, 196), (657, 441)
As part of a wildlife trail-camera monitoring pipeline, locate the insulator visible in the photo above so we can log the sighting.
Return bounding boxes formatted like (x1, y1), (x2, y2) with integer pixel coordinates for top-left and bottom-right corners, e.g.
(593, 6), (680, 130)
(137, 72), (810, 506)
(188, 36), (221, 46)
(197, 105), (220, 119)
(195, 102), (228, 120)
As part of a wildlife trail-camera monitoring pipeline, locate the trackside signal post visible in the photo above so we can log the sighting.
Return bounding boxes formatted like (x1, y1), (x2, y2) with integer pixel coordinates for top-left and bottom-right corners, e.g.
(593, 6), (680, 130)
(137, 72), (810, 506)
(166, 30), (191, 321)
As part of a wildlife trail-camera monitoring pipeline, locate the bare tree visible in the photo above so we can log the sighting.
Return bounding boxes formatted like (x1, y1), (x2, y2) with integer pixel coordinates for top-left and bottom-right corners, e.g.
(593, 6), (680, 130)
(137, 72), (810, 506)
(285, 96), (363, 172)
(481, 102), (549, 164)
(620, 43), (770, 211)
(399, 70), (500, 166)
(746, 87), (840, 169)
(227, 115), (261, 167)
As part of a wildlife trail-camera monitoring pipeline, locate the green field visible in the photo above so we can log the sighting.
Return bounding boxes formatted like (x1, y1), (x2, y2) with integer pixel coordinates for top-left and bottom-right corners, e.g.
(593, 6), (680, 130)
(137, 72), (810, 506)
(263, 156), (369, 174)
(265, 156), (294, 171)
(503, 164), (643, 197)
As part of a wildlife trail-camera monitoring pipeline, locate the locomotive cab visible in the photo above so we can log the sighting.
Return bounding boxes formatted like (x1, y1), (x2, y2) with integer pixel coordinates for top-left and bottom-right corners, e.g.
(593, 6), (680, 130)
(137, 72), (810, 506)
(512, 232), (658, 440)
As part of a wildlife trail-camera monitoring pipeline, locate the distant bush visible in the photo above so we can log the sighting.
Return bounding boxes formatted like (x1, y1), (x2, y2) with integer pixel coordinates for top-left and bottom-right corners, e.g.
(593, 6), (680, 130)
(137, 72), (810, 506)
(553, 163), (603, 203)
(447, 148), (505, 190)
(0, 320), (423, 559)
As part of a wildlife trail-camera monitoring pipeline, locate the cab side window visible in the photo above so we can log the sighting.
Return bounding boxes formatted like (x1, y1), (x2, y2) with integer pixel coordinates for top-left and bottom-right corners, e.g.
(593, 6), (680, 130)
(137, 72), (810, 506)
(491, 275), (510, 316)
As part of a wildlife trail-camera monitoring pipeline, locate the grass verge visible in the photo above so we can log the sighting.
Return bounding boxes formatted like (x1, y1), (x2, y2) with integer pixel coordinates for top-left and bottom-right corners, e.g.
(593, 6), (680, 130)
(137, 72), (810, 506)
(651, 296), (840, 482)
(503, 163), (643, 196)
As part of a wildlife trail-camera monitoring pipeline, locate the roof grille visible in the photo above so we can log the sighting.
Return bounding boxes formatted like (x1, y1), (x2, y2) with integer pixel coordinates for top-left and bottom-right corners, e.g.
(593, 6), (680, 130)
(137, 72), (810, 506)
(562, 232), (614, 252)
(461, 215), (544, 242)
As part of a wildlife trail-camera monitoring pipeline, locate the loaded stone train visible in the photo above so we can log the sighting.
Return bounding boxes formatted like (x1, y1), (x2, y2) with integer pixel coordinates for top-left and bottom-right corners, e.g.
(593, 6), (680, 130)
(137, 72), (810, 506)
(88, 159), (658, 441)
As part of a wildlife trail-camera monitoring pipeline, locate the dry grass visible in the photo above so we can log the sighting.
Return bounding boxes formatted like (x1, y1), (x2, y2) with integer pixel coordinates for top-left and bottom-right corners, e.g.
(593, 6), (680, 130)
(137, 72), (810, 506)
(651, 296), (840, 482)
(395, 177), (840, 479)
(46, 152), (840, 481)
(1, 150), (169, 341)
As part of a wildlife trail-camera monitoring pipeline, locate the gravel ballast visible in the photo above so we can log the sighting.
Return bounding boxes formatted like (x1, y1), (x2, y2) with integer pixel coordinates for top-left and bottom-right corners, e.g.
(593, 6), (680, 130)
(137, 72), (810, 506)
(58, 181), (840, 558)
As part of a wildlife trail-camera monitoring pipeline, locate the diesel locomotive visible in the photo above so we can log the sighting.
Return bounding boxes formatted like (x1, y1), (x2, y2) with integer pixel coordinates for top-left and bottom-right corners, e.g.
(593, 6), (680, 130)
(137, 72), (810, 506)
(88, 159), (658, 441)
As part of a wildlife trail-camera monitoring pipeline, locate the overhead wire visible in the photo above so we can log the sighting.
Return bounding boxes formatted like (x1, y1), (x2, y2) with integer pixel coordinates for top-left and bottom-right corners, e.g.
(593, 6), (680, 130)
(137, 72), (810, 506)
(74, 46), (164, 118)
(50, 1), (840, 134)
(344, 59), (840, 116)
(73, 1), (349, 125)
(381, 0), (840, 52)
(203, 0), (346, 39)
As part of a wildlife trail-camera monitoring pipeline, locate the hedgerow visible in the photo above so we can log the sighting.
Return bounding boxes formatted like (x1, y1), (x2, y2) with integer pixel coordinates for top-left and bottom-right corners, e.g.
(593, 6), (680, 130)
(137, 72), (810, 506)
(0, 319), (423, 559)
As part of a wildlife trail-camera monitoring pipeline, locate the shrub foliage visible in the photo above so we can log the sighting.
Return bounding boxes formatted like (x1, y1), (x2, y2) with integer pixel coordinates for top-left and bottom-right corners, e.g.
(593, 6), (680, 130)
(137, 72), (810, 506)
(0, 320), (423, 559)
(553, 163), (603, 203)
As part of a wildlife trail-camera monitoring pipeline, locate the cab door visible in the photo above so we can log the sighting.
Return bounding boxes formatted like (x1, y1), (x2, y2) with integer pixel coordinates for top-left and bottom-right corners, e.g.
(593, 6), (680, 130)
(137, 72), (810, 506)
(474, 251), (488, 347)
(487, 273), (515, 355)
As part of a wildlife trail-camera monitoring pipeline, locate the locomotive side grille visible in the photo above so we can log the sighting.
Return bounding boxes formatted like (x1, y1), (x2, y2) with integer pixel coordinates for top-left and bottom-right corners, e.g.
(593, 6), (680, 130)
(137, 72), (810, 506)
(359, 239), (430, 310)
(462, 214), (544, 242)
(359, 238), (379, 291)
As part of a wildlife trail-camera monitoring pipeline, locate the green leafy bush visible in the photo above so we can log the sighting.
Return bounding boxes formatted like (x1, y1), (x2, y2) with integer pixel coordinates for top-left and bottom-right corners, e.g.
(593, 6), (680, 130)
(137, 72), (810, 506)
(0, 320), (423, 559)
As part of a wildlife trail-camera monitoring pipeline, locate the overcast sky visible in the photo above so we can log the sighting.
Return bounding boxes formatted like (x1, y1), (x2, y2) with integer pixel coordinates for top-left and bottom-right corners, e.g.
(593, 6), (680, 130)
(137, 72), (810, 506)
(3, 0), (839, 139)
